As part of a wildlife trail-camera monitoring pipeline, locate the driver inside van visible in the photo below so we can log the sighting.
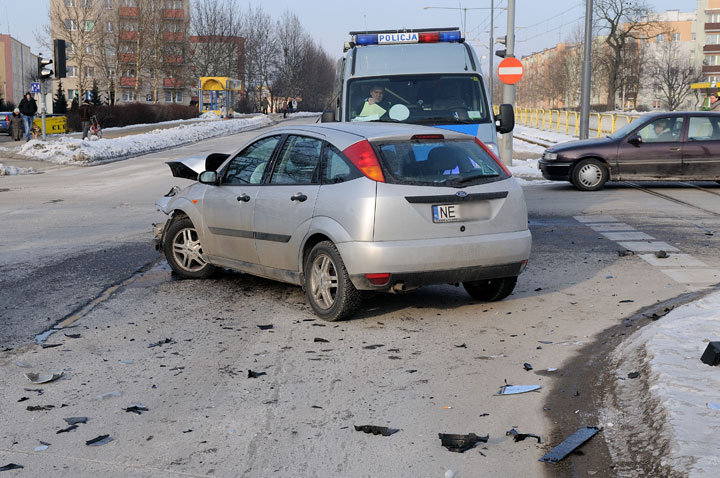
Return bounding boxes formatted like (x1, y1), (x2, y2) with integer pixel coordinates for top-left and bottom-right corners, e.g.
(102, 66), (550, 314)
(359, 85), (390, 118)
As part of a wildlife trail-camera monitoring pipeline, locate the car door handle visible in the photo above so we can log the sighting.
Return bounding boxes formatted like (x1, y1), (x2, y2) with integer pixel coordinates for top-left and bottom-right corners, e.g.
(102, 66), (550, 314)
(236, 194), (250, 202)
(290, 193), (308, 202)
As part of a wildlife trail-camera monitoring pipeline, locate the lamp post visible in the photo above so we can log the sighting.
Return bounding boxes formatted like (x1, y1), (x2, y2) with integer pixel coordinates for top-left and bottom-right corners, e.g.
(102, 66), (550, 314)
(424, 3), (500, 104)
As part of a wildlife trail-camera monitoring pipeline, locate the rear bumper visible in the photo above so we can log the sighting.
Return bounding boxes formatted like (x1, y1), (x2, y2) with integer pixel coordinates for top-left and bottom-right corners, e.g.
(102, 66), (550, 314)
(538, 160), (573, 181)
(338, 229), (532, 290)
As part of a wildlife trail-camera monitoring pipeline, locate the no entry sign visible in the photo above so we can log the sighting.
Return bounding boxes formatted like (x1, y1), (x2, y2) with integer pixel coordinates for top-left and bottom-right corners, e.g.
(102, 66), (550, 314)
(497, 57), (524, 85)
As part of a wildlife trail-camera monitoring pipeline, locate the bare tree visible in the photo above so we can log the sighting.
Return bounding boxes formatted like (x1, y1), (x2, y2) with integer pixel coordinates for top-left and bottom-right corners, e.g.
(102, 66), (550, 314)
(593, 0), (661, 110)
(274, 11), (309, 101)
(191, 0), (244, 77)
(648, 41), (700, 111)
(296, 40), (335, 111)
(49, 0), (104, 100)
(241, 4), (277, 111)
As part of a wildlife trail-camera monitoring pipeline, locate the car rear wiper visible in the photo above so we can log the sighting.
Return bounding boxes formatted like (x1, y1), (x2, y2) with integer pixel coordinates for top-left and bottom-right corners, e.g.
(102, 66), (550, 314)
(446, 173), (500, 185)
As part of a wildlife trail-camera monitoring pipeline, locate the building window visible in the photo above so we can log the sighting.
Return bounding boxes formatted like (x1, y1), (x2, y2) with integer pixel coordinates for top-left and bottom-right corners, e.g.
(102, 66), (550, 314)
(121, 0), (137, 6)
(65, 19), (78, 31)
(82, 0), (92, 7)
(707, 33), (720, 45)
(83, 67), (95, 77)
(176, 90), (182, 102)
(122, 68), (136, 77)
(66, 43), (74, 54)
(671, 33), (681, 42)
(68, 89), (79, 100)
(104, 0), (113, 8)
(105, 21), (113, 32)
(83, 20), (95, 31)
(122, 90), (137, 102)
(710, 13), (720, 23)
(164, 0), (183, 8)
(707, 55), (720, 66)
(108, 67), (116, 77)
(83, 44), (94, 54)
(67, 66), (78, 77)
(656, 34), (664, 42)
(693, 33), (697, 41)
(64, 0), (76, 6)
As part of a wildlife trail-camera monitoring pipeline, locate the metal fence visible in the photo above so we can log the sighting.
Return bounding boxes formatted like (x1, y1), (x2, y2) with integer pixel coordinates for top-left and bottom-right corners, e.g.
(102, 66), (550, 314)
(498, 107), (641, 137)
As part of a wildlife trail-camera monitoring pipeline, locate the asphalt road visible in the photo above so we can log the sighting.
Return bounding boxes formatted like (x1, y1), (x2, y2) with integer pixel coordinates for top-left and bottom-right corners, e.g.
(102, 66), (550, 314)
(0, 118), (718, 476)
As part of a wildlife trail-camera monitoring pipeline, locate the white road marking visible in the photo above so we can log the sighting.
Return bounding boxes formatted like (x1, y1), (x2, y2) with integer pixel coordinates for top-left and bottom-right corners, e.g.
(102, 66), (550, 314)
(661, 269), (720, 284)
(616, 241), (680, 252)
(588, 223), (636, 232)
(638, 254), (708, 268)
(573, 215), (618, 223)
(601, 232), (655, 241)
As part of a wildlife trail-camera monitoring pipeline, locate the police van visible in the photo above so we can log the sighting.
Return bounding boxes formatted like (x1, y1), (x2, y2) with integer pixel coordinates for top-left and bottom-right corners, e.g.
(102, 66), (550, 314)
(322, 27), (514, 154)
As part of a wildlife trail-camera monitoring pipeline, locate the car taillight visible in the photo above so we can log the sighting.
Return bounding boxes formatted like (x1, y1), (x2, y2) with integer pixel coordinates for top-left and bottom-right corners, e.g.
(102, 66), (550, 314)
(342, 140), (385, 182)
(474, 137), (512, 177)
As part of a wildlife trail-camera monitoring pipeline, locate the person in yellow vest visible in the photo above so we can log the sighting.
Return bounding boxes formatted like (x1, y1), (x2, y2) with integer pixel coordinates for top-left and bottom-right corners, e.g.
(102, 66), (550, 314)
(359, 85), (390, 118)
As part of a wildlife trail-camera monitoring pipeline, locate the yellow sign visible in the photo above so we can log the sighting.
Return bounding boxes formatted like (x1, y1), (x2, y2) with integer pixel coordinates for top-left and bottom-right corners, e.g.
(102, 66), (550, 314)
(33, 115), (67, 134)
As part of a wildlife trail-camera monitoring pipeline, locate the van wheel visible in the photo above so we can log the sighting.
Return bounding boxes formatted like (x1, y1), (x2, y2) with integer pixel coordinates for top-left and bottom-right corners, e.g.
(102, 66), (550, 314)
(164, 217), (216, 279)
(571, 159), (608, 191)
(305, 241), (361, 321)
(463, 277), (517, 302)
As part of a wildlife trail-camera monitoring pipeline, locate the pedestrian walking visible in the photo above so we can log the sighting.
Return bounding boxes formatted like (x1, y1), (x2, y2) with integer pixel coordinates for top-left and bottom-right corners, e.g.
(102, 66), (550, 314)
(80, 100), (92, 139)
(10, 108), (23, 141)
(18, 92), (37, 141)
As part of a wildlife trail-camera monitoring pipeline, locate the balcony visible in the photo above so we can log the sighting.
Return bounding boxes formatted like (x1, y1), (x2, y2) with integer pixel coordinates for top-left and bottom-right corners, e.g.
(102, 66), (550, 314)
(702, 65), (720, 73)
(163, 9), (184, 19)
(120, 77), (140, 87)
(704, 44), (720, 52)
(118, 7), (138, 17)
(163, 32), (184, 42)
(705, 22), (720, 31)
(119, 53), (137, 64)
(164, 78), (183, 88)
(163, 55), (184, 64)
(119, 31), (138, 41)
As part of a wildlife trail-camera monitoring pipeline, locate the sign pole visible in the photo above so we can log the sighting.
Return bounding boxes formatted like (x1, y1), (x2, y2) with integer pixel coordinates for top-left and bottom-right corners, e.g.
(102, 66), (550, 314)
(40, 80), (47, 140)
(579, 0), (593, 140)
(499, 0), (516, 166)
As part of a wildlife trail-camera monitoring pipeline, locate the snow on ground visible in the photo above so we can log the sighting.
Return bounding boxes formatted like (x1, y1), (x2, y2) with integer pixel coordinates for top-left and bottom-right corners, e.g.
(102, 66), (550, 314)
(610, 290), (720, 476)
(514, 124), (575, 145)
(0, 163), (38, 176)
(286, 112), (322, 118)
(509, 125), (562, 184)
(17, 115), (273, 165)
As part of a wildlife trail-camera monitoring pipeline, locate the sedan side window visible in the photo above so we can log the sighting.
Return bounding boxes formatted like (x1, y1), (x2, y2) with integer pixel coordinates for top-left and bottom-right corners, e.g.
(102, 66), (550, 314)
(224, 135), (280, 185)
(638, 117), (684, 143)
(321, 144), (362, 183)
(688, 117), (720, 141)
(269, 135), (322, 185)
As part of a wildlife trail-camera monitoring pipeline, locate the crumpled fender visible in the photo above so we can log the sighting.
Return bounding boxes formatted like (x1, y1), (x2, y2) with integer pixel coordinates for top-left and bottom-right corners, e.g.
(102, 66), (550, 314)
(166, 153), (230, 180)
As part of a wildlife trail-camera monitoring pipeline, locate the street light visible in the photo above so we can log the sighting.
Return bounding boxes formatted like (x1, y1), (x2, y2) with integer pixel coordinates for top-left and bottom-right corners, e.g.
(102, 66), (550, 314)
(424, 3), (504, 104)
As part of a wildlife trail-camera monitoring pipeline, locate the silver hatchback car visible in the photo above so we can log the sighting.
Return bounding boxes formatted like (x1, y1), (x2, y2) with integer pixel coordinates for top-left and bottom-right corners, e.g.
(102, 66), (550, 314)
(154, 122), (531, 320)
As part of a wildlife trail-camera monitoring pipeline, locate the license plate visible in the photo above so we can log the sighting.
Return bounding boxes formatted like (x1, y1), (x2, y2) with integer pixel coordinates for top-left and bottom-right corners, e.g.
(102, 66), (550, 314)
(432, 204), (461, 223)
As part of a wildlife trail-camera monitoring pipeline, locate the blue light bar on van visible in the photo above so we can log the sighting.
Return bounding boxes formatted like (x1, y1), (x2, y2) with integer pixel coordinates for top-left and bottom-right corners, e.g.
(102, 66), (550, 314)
(352, 30), (461, 46)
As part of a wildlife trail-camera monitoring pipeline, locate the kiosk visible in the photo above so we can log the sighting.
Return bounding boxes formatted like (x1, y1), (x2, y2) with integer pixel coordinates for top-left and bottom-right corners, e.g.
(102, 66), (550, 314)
(198, 77), (243, 116)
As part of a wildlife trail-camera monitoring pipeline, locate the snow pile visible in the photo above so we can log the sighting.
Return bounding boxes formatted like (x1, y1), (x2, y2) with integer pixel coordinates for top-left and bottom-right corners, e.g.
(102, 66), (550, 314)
(0, 163), (38, 176)
(18, 115), (273, 165)
(200, 111), (221, 119)
(286, 112), (322, 118)
(514, 125), (574, 145)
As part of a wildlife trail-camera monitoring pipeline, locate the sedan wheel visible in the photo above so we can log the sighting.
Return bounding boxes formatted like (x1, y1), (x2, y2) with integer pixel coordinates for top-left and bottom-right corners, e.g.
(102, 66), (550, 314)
(571, 158), (608, 191)
(163, 217), (216, 279)
(305, 241), (361, 321)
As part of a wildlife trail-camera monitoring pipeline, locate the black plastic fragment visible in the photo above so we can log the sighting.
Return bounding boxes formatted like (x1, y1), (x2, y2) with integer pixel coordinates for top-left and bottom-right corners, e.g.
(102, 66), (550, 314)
(455, 343), (467, 348)
(41, 343), (63, 349)
(354, 425), (398, 436)
(124, 405), (149, 414)
(257, 324), (274, 330)
(64, 417), (88, 425)
(523, 362), (533, 371)
(56, 425), (79, 434)
(0, 464), (23, 472)
(27, 405), (55, 411)
(363, 344), (384, 350)
(618, 250), (634, 257)
(86, 435), (113, 446)
(539, 426), (599, 463)
(148, 338), (173, 348)
(314, 337), (329, 343)
(506, 428), (541, 443)
(438, 433), (489, 453)
(64, 333), (81, 339)
(627, 371), (640, 379)
(655, 250), (669, 259)
(701, 341), (720, 366)
(247, 369), (266, 378)
(619, 299), (634, 303)
(17, 397), (29, 402)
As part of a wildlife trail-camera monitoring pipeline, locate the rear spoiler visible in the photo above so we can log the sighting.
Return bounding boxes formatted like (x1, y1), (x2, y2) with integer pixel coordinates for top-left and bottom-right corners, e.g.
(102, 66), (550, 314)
(165, 153), (230, 180)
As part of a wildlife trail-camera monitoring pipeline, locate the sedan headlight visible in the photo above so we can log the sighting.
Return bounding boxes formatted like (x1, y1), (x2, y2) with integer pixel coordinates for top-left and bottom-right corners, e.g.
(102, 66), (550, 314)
(543, 151), (558, 160)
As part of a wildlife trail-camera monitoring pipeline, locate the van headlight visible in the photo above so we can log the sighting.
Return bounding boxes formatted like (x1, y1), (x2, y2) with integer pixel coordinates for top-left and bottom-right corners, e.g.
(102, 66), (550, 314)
(543, 151), (557, 160)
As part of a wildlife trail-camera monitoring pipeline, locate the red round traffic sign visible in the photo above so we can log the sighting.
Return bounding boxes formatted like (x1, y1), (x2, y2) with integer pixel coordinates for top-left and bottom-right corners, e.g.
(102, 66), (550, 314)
(497, 57), (524, 85)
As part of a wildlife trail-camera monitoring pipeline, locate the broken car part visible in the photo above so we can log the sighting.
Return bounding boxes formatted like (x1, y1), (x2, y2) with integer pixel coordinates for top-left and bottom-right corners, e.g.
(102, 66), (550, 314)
(354, 425), (399, 436)
(539, 426), (599, 463)
(506, 428), (541, 443)
(86, 435), (114, 446)
(0, 464), (23, 472)
(701, 341), (720, 366)
(247, 370), (266, 378)
(497, 384), (542, 395)
(124, 405), (149, 414)
(24, 372), (63, 384)
(64, 417), (88, 425)
(438, 433), (489, 453)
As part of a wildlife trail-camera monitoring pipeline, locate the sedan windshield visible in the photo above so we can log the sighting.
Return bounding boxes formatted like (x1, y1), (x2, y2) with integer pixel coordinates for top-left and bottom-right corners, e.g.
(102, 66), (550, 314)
(347, 75), (490, 125)
(374, 139), (507, 187)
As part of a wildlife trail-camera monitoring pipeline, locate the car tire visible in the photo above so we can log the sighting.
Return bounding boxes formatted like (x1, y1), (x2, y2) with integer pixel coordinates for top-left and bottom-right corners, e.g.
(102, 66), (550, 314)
(571, 158), (608, 191)
(304, 241), (361, 321)
(163, 216), (216, 279)
(463, 277), (517, 302)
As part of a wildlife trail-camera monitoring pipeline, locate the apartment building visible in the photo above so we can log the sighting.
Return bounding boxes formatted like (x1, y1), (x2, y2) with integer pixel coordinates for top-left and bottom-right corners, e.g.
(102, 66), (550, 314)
(695, 0), (720, 85)
(49, 0), (191, 105)
(0, 34), (39, 106)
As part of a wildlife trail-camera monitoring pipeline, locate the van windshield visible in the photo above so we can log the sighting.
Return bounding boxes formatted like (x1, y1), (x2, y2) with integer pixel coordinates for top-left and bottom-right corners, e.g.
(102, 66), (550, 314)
(347, 75), (490, 125)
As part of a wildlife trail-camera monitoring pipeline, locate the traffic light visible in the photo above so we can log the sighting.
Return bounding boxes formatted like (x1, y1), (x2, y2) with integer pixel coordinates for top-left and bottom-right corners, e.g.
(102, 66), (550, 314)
(495, 35), (506, 58)
(53, 39), (67, 79)
(38, 57), (53, 79)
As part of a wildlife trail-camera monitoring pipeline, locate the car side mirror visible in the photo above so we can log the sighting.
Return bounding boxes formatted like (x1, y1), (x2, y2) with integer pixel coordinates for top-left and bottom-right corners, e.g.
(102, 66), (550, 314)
(321, 110), (336, 123)
(495, 104), (514, 134)
(628, 134), (642, 145)
(198, 170), (219, 185)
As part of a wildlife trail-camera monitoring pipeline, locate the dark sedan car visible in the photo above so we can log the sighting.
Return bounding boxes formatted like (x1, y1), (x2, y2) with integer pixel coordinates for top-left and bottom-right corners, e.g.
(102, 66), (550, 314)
(539, 111), (720, 191)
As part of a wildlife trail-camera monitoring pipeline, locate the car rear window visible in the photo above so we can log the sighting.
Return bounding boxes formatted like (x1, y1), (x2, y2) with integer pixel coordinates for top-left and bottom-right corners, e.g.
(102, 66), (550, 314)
(373, 139), (508, 187)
